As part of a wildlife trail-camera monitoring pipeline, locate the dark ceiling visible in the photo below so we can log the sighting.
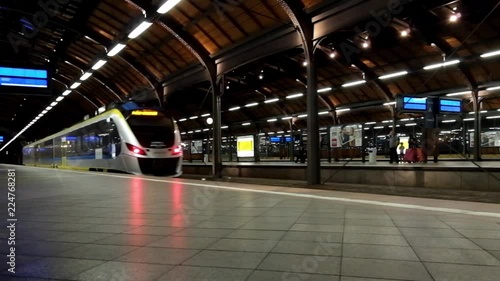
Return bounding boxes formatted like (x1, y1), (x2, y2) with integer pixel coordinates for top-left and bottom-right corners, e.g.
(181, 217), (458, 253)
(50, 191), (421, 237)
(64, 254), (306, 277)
(1, 0), (500, 143)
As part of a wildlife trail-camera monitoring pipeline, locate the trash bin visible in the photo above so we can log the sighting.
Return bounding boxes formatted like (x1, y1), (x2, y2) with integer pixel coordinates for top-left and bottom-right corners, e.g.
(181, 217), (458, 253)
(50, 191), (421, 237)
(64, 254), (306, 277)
(368, 148), (377, 163)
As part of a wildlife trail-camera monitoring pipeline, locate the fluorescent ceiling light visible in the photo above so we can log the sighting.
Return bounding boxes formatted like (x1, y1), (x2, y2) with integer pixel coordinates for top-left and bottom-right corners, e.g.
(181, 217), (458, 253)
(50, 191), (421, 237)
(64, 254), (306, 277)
(195, 130), (201, 132)
(481, 50), (500, 58)
(70, 82), (81, 89)
(365, 122), (376, 125)
(62, 90), (72, 96)
(318, 111), (329, 115)
(336, 108), (350, 112)
(157, 0), (181, 14)
(50, 102), (57, 106)
(46, 106), (52, 110)
(221, 125), (228, 129)
(374, 126), (384, 129)
(423, 60), (460, 70)
(128, 21), (152, 39)
(318, 87), (332, 93)
(442, 120), (456, 123)
(242, 122), (250, 126)
(281, 116), (293, 120)
(264, 98), (279, 103)
(178, 118), (187, 122)
(189, 116), (198, 119)
(379, 71), (408, 80)
(229, 106), (240, 111)
(91, 60), (107, 70)
(382, 120), (392, 123)
(201, 113), (210, 117)
(80, 72), (92, 81)
(107, 43), (126, 57)
(42, 110), (48, 114)
(447, 91), (471, 96)
(463, 118), (475, 121)
(342, 80), (366, 87)
(245, 102), (258, 107)
(56, 96), (64, 102)
(267, 119), (277, 122)
(405, 123), (417, 126)
(187, 131), (193, 133)
(486, 116), (500, 119)
(487, 86), (500, 91)
(298, 114), (307, 118)
(203, 128), (209, 131)
(383, 102), (396, 106)
(286, 93), (303, 99)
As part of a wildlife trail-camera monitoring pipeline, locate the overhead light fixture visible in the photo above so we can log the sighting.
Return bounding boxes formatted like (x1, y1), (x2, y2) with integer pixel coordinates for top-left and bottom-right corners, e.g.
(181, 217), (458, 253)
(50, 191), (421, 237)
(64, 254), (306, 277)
(383, 102), (396, 106)
(405, 123), (417, 126)
(298, 114), (307, 118)
(362, 41), (370, 48)
(201, 113), (210, 117)
(178, 118), (186, 122)
(365, 122), (376, 125)
(374, 126), (384, 129)
(229, 106), (240, 111)
(342, 80), (366, 87)
(42, 110), (48, 114)
(400, 30), (409, 37)
(302, 61), (308, 66)
(107, 43), (126, 56)
(128, 21), (152, 38)
(379, 71), (408, 80)
(330, 52), (336, 58)
(487, 86), (500, 91)
(286, 93), (303, 99)
(91, 60), (107, 70)
(56, 96), (64, 102)
(203, 128), (209, 131)
(267, 119), (277, 122)
(336, 108), (350, 112)
(157, 0), (182, 14)
(245, 102), (258, 107)
(449, 13), (461, 22)
(46, 106), (53, 111)
(318, 87), (332, 93)
(62, 90), (72, 96)
(442, 120), (456, 123)
(221, 125), (228, 129)
(242, 122), (250, 126)
(481, 50), (500, 58)
(194, 130), (201, 133)
(70, 82), (81, 89)
(189, 116), (198, 119)
(447, 91), (471, 96)
(50, 102), (57, 106)
(319, 111), (329, 115)
(264, 98), (279, 103)
(80, 72), (92, 81)
(281, 116), (293, 120)
(486, 116), (500, 119)
(423, 60), (460, 70)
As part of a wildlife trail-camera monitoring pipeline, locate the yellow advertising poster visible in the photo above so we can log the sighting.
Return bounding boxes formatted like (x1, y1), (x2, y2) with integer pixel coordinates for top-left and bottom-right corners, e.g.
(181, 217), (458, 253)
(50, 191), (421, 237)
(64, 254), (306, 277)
(237, 136), (254, 157)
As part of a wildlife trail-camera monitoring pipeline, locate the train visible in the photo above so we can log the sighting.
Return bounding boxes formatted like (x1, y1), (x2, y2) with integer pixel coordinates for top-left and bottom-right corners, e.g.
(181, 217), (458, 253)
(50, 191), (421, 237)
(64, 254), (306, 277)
(22, 101), (183, 176)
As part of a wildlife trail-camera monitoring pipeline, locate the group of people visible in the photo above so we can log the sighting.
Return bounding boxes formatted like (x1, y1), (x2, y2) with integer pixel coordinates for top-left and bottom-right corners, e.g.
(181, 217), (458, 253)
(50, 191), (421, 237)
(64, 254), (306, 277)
(388, 131), (418, 164)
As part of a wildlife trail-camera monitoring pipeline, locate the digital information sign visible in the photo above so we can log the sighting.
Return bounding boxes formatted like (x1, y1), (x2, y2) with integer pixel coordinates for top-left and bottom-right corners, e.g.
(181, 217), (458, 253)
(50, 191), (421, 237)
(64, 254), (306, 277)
(0, 136), (4, 143)
(397, 96), (428, 112)
(0, 66), (48, 88)
(269, 137), (293, 143)
(439, 99), (462, 114)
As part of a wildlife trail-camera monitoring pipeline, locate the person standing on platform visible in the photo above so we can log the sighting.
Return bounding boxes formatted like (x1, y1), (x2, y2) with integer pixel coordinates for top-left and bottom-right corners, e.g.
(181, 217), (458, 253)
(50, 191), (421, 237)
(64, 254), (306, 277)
(398, 142), (405, 162)
(389, 130), (399, 164)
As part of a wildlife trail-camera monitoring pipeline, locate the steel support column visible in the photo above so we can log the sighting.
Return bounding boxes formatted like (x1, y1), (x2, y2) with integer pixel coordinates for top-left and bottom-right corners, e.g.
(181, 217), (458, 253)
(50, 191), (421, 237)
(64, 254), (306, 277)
(212, 76), (223, 178)
(279, 0), (320, 185)
(472, 91), (481, 161)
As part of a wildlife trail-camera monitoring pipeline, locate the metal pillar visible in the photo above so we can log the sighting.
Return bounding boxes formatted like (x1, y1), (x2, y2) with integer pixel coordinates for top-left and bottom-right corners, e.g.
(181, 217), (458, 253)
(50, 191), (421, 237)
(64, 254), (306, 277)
(254, 131), (260, 162)
(305, 41), (320, 185)
(212, 77), (222, 178)
(472, 91), (481, 161)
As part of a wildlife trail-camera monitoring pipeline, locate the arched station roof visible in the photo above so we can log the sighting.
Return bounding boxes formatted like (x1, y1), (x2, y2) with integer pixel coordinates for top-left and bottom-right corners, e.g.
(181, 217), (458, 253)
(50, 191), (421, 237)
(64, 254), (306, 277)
(1, 0), (500, 140)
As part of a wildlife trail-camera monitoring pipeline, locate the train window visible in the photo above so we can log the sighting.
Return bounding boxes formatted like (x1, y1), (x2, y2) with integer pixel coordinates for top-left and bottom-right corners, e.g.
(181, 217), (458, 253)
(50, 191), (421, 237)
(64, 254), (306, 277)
(126, 113), (175, 148)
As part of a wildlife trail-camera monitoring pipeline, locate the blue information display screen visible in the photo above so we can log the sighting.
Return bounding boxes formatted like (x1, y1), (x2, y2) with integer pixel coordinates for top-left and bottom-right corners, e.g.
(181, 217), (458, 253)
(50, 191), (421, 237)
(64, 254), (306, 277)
(0, 67), (48, 88)
(402, 97), (427, 111)
(439, 99), (461, 113)
(0, 136), (3, 142)
(270, 137), (293, 143)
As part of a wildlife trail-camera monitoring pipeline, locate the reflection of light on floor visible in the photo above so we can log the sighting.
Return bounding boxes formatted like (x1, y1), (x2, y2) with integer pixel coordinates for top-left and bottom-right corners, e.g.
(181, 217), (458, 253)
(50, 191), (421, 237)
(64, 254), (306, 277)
(170, 181), (186, 227)
(129, 177), (143, 226)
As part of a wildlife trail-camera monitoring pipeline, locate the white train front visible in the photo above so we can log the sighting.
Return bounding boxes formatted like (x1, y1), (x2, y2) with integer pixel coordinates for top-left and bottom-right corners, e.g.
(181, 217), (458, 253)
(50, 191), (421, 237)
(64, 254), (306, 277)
(22, 103), (183, 176)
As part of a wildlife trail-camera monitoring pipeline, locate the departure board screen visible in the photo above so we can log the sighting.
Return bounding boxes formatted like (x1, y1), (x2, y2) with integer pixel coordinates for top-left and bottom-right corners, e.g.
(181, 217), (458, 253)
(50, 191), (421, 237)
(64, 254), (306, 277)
(0, 66), (48, 88)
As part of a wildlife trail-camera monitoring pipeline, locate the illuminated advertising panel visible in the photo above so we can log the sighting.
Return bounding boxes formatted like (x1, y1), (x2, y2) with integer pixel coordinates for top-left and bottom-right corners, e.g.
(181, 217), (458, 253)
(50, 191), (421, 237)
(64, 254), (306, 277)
(330, 124), (363, 148)
(237, 135), (254, 157)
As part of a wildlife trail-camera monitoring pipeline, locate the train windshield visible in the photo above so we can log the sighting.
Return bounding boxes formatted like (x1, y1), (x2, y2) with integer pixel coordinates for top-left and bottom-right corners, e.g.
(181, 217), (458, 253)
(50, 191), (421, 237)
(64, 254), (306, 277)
(127, 111), (175, 148)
